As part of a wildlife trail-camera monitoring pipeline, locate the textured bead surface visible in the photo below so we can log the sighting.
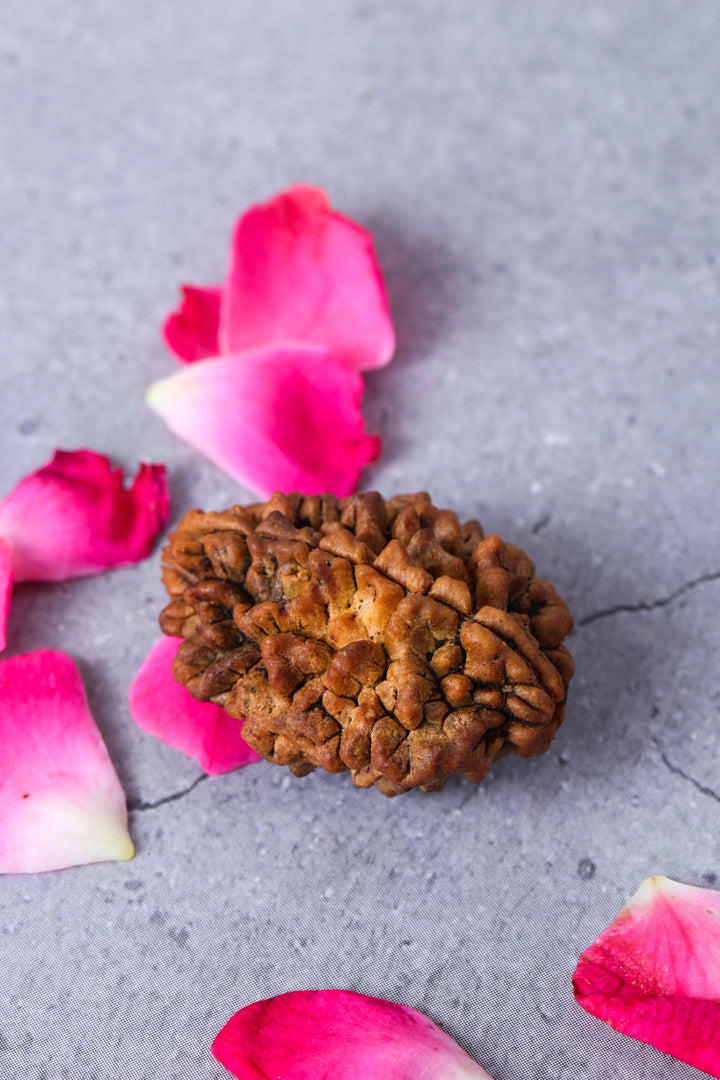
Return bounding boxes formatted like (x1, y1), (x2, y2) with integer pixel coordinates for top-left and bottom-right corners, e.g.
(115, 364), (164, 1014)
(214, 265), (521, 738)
(160, 492), (575, 795)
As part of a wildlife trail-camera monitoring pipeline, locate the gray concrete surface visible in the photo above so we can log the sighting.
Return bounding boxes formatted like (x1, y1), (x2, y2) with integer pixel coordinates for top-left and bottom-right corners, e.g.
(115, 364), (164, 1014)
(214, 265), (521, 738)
(1, 2), (719, 1077)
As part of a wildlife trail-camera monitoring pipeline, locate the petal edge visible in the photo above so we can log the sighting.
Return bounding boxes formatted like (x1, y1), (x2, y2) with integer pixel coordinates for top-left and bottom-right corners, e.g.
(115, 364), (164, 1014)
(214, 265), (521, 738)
(0, 537), (12, 653)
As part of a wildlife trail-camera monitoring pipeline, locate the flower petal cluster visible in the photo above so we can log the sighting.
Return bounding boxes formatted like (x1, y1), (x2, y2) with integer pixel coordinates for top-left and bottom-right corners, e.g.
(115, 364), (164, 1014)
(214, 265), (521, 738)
(148, 184), (393, 498)
(0, 450), (168, 871)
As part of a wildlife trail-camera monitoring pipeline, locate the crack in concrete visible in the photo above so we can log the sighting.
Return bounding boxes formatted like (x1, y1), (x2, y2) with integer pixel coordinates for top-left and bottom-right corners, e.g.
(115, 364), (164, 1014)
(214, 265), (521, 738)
(127, 773), (209, 813)
(532, 513), (551, 535)
(654, 742), (720, 805)
(578, 569), (720, 628)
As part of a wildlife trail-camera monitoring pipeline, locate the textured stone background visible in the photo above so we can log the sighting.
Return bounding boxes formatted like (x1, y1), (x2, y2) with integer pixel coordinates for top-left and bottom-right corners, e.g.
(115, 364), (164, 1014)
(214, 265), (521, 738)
(1, 2), (719, 1077)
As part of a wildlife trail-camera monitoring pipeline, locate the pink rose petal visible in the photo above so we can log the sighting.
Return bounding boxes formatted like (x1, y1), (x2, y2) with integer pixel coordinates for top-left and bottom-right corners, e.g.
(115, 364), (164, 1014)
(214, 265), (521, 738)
(221, 185), (395, 371)
(146, 343), (380, 498)
(213, 990), (494, 1080)
(163, 284), (222, 363)
(0, 450), (169, 583)
(573, 875), (720, 1076)
(129, 636), (262, 775)
(0, 538), (12, 653)
(0, 649), (134, 874)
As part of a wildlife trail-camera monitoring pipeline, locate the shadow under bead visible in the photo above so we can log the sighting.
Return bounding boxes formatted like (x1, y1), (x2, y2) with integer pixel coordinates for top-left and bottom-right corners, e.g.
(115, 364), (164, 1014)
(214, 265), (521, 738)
(159, 491), (575, 796)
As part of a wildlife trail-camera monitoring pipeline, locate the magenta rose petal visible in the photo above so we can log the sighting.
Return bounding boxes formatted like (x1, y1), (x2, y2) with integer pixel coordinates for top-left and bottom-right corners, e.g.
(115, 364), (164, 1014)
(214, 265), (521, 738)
(163, 284), (223, 363)
(146, 343), (380, 498)
(573, 875), (720, 1076)
(0, 450), (169, 583)
(0, 649), (134, 874)
(0, 538), (12, 653)
(221, 184), (395, 371)
(129, 636), (262, 775)
(212, 989), (494, 1080)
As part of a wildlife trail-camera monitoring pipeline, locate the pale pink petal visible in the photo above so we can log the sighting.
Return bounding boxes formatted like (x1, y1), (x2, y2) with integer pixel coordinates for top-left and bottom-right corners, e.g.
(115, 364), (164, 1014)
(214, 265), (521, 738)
(0, 450), (169, 583)
(221, 185), (395, 371)
(0, 649), (133, 874)
(0, 538), (12, 653)
(212, 990), (494, 1080)
(163, 284), (222, 363)
(146, 344), (380, 499)
(573, 875), (720, 1076)
(129, 636), (262, 775)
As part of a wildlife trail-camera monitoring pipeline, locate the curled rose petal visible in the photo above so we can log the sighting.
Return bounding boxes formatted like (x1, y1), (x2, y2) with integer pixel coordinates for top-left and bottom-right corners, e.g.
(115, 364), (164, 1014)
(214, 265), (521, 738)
(221, 185), (395, 371)
(129, 636), (262, 775)
(0, 538), (12, 652)
(0, 450), (169, 583)
(0, 650), (133, 874)
(163, 284), (222, 363)
(212, 989), (494, 1080)
(573, 875), (720, 1076)
(146, 343), (380, 498)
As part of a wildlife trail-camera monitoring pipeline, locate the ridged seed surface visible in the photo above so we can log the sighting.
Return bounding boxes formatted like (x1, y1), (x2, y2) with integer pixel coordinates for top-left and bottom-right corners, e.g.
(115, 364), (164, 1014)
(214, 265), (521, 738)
(160, 491), (575, 795)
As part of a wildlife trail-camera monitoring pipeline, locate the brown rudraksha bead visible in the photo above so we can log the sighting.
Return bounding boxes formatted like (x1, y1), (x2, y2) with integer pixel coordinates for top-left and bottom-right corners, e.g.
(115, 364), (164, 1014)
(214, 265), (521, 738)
(159, 491), (574, 796)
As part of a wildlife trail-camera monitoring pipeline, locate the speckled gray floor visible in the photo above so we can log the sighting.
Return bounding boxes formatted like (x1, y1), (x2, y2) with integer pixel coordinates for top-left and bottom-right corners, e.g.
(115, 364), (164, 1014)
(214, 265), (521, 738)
(1, 2), (719, 1078)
